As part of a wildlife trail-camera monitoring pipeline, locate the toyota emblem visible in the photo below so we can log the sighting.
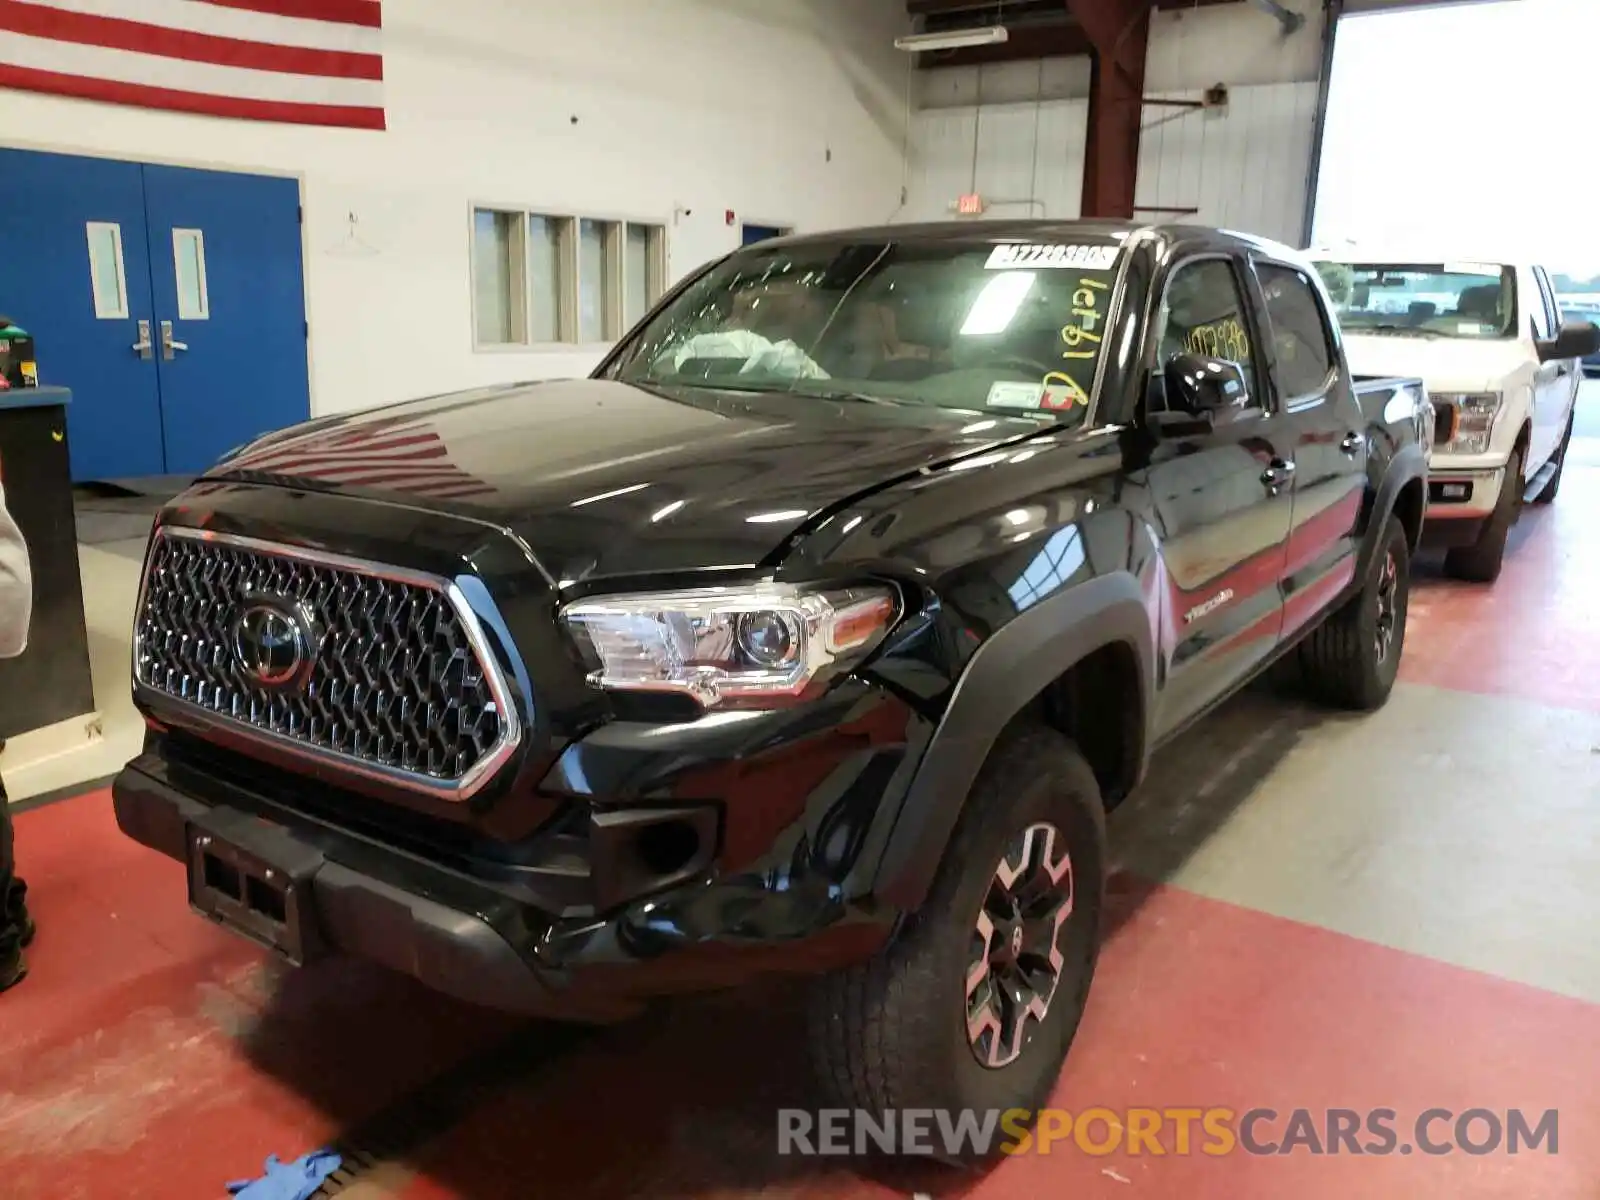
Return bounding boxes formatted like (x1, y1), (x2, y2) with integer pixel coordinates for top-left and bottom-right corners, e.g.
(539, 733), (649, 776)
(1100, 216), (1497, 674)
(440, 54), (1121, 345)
(232, 595), (318, 691)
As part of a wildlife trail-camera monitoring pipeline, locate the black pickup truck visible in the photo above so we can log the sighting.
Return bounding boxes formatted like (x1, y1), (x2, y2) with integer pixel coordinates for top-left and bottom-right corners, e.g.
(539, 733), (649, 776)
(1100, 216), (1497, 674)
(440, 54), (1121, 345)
(114, 220), (1428, 1125)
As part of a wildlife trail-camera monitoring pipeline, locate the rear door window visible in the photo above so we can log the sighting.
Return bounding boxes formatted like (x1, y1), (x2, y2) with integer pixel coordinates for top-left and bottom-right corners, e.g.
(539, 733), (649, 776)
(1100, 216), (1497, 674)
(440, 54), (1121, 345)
(1257, 263), (1336, 399)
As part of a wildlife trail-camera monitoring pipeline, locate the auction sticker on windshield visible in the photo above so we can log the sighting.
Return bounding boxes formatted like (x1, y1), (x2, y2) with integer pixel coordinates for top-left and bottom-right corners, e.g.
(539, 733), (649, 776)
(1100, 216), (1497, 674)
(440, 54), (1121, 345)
(987, 243), (1120, 271)
(987, 381), (1046, 409)
(986, 377), (1089, 412)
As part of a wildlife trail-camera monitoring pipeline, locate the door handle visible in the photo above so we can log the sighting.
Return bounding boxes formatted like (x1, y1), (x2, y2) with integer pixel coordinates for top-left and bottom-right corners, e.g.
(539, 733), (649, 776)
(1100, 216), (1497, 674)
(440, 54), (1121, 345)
(131, 319), (152, 359)
(1340, 431), (1365, 455)
(1261, 459), (1295, 491)
(160, 320), (188, 360)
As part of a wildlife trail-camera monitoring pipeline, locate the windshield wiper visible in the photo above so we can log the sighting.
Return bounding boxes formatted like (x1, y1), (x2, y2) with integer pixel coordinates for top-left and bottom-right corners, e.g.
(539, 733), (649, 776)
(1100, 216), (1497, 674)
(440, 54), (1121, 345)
(636, 377), (918, 409)
(792, 387), (906, 407)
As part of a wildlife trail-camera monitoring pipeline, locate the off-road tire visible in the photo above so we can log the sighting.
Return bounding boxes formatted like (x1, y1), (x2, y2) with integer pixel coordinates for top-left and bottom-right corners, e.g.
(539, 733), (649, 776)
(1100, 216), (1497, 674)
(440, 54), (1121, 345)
(805, 725), (1106, 1160)
(1444, 446), (1523, 583)
(1298, 515), (1410, 711)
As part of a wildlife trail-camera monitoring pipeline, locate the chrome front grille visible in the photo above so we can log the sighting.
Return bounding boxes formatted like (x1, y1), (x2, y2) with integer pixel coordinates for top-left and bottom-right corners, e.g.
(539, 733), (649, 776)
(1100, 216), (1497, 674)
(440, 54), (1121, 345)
(133, 528), (518, 796)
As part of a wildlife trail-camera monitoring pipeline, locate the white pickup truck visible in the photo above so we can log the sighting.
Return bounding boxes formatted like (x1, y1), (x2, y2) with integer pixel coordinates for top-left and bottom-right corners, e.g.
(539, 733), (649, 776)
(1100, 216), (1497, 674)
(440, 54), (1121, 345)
(1313, 256), (1600, 581)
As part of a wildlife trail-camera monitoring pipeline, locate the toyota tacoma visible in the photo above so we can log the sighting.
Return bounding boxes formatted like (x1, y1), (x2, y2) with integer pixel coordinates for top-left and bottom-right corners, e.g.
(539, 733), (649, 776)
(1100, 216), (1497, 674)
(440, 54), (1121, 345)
(114, 221), (1429, 1127)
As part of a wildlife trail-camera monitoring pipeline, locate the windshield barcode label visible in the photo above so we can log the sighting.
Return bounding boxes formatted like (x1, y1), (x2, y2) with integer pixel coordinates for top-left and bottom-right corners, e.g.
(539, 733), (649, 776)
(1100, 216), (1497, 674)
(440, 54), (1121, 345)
(985, 243), (1119, 271)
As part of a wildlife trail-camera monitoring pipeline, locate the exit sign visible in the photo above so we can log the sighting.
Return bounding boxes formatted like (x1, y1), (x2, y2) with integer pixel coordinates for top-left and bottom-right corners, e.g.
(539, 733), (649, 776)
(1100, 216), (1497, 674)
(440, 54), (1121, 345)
(956, 193), (985, 215)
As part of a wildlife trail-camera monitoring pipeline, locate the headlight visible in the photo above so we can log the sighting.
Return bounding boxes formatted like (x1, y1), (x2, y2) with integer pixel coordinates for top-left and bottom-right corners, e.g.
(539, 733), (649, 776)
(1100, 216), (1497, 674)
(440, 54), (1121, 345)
(560, 583), (900, 708)
(1436, 392), (1501, 454)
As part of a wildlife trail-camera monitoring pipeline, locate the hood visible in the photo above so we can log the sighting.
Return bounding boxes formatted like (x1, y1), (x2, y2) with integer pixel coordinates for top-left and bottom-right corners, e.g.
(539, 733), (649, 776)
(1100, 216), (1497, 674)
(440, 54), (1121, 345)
(1341, 333), (1530, 393)
(216, 378), (1053, 583)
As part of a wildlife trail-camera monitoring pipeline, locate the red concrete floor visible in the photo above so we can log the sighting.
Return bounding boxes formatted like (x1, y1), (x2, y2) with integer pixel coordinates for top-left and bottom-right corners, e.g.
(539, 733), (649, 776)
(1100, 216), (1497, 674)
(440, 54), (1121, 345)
(6, 458), (1600, 1199)
(0, 792), (523, 1200)
(4, 805), (1596, 1200)
(1402, 458), (1600, 712)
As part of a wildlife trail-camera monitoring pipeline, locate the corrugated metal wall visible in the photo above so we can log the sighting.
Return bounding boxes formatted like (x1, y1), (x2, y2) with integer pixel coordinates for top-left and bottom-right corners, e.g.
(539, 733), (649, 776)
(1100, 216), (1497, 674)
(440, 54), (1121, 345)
(1135, 82), (1320, 244)
(904, 1), (1324, 244)
(906, 99), (1089, 223)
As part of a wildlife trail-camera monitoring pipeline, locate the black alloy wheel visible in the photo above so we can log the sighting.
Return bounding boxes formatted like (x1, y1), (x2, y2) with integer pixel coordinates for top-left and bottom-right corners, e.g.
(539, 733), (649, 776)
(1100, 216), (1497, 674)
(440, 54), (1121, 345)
(1373, 546), (1401, 668)
(965, 821), (1075, 1070)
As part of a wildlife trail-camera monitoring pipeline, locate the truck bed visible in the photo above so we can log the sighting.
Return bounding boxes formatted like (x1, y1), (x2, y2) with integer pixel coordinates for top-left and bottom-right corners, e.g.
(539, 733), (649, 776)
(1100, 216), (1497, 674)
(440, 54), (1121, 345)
(1352, 374), (1433, 455)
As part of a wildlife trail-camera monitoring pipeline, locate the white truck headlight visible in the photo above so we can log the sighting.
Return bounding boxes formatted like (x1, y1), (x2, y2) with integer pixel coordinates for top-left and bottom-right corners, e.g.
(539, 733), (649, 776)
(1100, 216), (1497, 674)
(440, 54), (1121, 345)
(1437, 392), (1501, 454)
(560, 583), (900, 708)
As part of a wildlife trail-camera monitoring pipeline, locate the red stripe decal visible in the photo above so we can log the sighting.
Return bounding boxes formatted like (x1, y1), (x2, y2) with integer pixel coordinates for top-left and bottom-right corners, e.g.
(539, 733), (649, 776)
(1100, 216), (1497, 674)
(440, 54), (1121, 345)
(197, 0), (383, 30)
(315, 470), (472, 485)
(0, 62), (384, 127)
(242, 446), (449, 468)
(0, 1), (380, 79)
(0, 1), (381, 78)
(300, 430), (437, 452)
(245, 445), (450, 468)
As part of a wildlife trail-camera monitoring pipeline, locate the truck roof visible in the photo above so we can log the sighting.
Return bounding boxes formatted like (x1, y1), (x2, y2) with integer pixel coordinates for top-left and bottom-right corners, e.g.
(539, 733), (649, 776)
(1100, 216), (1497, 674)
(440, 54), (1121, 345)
(1309, 248), (1519, 270)
(749, 218), (1306, 263)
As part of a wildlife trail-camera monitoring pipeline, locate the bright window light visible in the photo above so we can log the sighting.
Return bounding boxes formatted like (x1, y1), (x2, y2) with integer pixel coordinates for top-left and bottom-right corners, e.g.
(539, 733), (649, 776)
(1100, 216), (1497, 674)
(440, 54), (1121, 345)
(961, 271), (1035, 336)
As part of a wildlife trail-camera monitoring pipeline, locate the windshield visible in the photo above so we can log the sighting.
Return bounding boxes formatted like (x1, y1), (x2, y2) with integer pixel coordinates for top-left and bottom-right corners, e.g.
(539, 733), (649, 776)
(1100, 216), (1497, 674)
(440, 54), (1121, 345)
(1312, 261), (1515, 339)
(603, 237), (1127, 422)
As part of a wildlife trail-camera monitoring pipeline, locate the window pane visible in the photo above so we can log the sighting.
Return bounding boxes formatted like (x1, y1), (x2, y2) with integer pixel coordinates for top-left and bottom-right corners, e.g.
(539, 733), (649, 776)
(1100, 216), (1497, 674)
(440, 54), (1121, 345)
(528, 216), (562, 343)
(1528, 271), (1550, 339)
(604, 238), (1130, 424)
(86, 222), (127, 320)
(1535, 268), (1560, 334)
(172, 228), (209, 320)
(624, 225), (650, 330)
(1258, 264), (1332, 397)
(1160, 259), (1257, 400)
(1315, 261), (1515, 340)
(578, 218), (608, 343)
(473, 208), (519, 344)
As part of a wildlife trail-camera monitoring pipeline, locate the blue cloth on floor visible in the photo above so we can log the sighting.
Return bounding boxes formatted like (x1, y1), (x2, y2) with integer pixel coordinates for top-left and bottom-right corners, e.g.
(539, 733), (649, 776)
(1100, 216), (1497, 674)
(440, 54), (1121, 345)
(226, 1150), (342, 1200)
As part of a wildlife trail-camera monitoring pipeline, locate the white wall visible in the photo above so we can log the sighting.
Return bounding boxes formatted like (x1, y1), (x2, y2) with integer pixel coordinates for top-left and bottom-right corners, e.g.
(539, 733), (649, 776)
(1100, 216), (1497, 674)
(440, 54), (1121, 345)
(0, 0), (912, 417)
(1135, 82), (1320, 245)
(904, 99), (1089, 223)
(906, 1), (1323, 244)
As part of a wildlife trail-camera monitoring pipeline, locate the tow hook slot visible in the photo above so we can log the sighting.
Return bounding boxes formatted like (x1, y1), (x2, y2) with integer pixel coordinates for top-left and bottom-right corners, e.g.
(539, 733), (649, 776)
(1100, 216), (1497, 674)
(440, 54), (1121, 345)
(588, 805), (719, 912)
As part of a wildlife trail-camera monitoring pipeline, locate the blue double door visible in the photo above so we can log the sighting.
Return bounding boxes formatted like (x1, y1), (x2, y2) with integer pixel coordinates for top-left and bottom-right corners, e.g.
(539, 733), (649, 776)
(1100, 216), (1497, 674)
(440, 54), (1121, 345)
(0, 148), (310, 481)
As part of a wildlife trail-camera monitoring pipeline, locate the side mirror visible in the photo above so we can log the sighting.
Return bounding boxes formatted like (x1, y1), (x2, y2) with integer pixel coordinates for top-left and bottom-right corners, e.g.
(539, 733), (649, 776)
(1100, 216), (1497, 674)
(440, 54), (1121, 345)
(1168, 352), (1250, 413)
(1540, 320), (1600, 363)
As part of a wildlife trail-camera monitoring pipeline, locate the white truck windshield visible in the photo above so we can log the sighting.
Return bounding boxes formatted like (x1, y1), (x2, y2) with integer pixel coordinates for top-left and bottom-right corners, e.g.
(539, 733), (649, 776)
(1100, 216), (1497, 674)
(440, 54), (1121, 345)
(1314, 261), (1515, 340)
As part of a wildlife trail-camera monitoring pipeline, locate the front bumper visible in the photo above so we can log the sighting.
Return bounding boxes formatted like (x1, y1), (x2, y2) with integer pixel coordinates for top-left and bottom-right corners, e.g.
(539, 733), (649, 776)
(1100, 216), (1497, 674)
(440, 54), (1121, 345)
(1422, 466), (1503, 536)
(113, 720), (906, 1018)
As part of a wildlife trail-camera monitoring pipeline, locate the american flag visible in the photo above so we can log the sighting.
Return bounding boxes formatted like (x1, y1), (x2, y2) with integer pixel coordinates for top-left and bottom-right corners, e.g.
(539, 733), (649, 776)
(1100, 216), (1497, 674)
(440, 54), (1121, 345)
(0, 0), (384, 130)
(227, 417), (497, 501)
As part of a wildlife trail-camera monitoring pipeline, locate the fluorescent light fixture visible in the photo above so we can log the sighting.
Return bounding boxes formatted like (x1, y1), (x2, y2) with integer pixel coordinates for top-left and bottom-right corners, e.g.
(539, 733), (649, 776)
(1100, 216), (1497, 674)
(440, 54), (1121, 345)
(651, 500), (686, 523)
(571, 483), (650, 507)
(894, 25), (1008, 52)
(746, 509), (810, 524)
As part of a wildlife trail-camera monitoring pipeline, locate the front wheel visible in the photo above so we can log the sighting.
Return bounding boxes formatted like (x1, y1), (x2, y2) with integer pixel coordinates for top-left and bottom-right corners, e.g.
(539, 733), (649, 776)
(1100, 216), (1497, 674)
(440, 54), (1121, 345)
(806, 726), (1106, 1159)
(1443, 446), (1523, 583)
(1297, 515), (1410, 711)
